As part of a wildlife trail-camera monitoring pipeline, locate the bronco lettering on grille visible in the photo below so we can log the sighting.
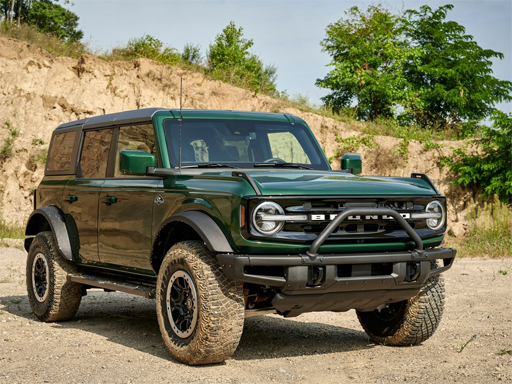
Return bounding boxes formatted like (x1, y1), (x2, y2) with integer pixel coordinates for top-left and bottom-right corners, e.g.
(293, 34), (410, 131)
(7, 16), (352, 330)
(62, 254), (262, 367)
(310, 213), (411, 221)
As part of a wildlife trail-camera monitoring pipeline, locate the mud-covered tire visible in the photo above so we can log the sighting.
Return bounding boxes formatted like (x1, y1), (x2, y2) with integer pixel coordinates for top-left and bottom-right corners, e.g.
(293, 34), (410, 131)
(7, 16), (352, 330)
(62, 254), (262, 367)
(357, 272), (445, 346)
(156, 240), (244, 365)
(26, 231), (82, 322)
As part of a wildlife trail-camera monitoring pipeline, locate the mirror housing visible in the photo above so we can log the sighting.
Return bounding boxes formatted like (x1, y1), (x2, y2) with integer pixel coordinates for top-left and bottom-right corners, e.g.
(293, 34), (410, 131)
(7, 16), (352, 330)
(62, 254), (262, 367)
(341, 154), (362, 175)
(120, 150), (156, 175)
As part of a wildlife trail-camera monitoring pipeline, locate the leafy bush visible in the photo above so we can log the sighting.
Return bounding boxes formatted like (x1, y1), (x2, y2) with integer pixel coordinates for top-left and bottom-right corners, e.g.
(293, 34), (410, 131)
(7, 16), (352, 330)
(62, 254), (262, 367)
(182, 43), (202, 65)
(442, 111), (512, 203)
(107, 35), (180, 66)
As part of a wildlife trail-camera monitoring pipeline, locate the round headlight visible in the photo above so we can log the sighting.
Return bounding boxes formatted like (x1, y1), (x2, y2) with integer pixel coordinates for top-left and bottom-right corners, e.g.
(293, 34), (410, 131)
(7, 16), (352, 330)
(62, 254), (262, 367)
(426, 200), (445, 230)
(252, 202), (285, 235)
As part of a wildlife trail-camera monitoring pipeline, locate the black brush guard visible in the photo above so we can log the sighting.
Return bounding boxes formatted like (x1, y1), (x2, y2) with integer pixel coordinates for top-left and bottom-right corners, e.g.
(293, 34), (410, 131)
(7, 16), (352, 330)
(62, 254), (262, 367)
(218, 208), (456, 317)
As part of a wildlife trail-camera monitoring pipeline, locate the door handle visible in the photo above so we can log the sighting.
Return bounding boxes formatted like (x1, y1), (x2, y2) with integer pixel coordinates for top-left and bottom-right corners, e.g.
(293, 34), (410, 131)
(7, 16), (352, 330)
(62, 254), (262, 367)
(64, 194), (78, 203)
(101, 196), (117, 205)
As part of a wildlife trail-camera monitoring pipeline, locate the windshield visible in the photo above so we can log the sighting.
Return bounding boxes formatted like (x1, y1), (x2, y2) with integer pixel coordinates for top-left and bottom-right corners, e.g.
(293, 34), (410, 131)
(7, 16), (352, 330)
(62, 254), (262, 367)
(163, 119), (330, 170)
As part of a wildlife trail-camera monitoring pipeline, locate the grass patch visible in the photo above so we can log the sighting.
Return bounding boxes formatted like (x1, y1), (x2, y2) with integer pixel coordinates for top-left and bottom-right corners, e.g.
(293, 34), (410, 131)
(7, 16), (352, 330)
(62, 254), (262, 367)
(329, 134), (378, 162)
(0, 221), (25, 239)
(0, 120), (20, 162)
(448, 196), (512, 258)
(0, 22), (88, 58)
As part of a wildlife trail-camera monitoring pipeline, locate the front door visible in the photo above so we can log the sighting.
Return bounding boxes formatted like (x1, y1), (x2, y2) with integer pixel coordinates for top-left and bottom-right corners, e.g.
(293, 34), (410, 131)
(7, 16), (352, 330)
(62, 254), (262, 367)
(98, 124), (160, 273)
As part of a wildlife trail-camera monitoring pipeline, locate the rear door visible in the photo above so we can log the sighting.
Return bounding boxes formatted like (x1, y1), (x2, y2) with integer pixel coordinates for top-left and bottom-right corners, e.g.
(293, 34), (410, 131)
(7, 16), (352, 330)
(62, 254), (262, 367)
(61, 128), (113, 264)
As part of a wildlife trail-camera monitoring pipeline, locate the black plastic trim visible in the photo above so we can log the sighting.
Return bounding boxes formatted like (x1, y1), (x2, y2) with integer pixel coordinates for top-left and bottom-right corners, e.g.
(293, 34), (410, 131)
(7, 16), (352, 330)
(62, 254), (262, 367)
(25, 206), (75, 261)
(411, 173), (441, 194)
(166, 211), (234, 253)
(67, 273), (156, 298)
(232, 171), (262, 195)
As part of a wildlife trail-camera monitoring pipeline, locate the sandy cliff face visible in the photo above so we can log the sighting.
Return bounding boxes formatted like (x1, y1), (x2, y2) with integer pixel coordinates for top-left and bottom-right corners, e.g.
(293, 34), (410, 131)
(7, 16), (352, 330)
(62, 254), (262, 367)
(0, 36), (470, 235)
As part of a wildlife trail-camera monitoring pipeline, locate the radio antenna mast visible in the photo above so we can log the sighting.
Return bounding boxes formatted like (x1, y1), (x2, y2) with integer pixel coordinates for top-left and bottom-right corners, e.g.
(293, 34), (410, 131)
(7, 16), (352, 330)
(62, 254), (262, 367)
(178, 76), (183, 170)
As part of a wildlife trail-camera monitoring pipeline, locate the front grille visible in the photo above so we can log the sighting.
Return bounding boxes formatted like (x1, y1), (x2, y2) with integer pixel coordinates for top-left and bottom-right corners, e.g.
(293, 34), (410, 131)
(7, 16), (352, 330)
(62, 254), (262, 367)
(244, 195), (444, 245)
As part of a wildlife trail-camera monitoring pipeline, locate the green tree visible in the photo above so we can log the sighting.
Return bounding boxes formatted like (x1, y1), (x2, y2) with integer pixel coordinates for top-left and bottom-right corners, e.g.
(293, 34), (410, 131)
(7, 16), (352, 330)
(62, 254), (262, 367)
(442, 110), (512, 203)
(317, 4), (512, 131)
(207, 21), (277, 95)
(403, 5), (512, 130)
(316, 5), (416, 120)
(1, 0), (83, 42)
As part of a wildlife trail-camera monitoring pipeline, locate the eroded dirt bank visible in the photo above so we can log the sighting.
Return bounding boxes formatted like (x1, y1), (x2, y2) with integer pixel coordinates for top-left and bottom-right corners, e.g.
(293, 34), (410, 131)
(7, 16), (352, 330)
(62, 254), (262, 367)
(0, 246), (511, 383)
(0, 36), (470, 235)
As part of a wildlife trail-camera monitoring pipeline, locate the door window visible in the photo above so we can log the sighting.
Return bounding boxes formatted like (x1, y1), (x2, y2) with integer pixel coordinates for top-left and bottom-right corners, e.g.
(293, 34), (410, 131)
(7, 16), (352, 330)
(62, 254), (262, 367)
(79, 129), (113, 179)
(114, 124), (156, 177)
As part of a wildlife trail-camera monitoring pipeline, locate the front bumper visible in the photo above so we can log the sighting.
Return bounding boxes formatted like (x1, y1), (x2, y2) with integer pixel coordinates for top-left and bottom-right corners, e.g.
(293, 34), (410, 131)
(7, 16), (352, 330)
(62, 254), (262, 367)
(217, 247), (456, 317)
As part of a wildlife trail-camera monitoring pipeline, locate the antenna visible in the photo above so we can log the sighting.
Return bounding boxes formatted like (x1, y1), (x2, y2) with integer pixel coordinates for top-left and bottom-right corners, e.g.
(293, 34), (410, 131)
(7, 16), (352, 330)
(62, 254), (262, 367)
(179, 76), (183, 170)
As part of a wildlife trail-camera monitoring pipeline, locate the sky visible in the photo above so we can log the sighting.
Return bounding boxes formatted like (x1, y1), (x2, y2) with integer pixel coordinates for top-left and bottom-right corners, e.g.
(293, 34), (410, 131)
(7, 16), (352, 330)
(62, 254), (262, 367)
(70, 0), (511, 114)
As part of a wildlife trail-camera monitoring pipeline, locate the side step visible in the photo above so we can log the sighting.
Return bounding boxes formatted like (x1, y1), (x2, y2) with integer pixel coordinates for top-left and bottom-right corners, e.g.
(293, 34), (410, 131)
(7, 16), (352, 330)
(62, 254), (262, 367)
(67, 274), (156, 299)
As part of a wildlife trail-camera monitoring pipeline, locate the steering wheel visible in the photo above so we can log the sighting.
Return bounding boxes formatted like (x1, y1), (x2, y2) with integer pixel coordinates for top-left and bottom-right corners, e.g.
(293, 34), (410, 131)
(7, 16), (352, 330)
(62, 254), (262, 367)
(263, 158), (286, 163)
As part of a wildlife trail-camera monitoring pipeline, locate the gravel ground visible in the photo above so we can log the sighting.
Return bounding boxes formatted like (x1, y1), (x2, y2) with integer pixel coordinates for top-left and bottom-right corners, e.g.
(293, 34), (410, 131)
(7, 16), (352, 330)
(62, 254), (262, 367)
(0, 245), (511, 384)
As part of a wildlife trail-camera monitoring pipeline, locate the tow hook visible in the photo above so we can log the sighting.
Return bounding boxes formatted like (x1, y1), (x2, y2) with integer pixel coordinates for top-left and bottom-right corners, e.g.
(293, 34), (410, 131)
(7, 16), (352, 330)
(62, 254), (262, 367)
(405, 261), (421, 282)
(307, 266), (325, 287)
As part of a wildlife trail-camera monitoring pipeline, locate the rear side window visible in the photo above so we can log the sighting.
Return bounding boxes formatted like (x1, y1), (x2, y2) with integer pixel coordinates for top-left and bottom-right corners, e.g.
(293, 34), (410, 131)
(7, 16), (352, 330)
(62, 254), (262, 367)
(79, 129), (113, 179)
(46, 131), (77, 174)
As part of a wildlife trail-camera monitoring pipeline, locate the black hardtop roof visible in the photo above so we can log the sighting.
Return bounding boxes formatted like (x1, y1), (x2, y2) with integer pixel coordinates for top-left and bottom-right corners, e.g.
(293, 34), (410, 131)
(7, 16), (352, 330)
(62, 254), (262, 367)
(56, 108), (166, 130)
(55, 108), (303, 131)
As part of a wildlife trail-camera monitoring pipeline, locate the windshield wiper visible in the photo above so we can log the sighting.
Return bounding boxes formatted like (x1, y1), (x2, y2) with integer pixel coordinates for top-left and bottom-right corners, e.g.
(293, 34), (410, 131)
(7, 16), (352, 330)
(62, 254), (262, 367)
(181, 163), (238, 169)
(254, 162), (315, 170)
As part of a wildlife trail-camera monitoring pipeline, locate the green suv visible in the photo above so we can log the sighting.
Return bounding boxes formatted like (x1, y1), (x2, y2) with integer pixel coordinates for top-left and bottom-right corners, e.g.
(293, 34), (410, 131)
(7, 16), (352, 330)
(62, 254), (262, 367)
(25, 108), (456, 365)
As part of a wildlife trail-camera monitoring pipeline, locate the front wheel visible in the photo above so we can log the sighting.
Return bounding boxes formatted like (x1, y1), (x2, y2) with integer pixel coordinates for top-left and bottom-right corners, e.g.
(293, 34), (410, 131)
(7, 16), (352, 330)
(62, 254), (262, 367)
(357, 272), (445, 346)
(156, 241), (244, 365)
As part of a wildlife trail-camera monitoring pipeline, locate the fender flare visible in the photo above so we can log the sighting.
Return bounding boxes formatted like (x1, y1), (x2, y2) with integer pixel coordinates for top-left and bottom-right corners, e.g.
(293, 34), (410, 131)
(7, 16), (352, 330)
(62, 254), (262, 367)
(25, 206), (75, 261)
(163, 211), (234, 253)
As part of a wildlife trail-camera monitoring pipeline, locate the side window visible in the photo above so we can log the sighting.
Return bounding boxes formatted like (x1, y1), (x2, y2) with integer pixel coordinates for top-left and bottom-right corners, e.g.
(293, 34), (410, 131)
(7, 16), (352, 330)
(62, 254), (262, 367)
(46, 131), (76, 173)
(79, 129), (113, 179)
(267, 132), (311, 164)
(114, 124), (156, 177)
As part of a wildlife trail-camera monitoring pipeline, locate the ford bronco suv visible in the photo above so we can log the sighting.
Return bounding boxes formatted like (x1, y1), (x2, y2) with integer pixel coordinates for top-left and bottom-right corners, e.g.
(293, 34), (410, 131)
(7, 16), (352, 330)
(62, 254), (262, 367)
(25, 108), (456, 365)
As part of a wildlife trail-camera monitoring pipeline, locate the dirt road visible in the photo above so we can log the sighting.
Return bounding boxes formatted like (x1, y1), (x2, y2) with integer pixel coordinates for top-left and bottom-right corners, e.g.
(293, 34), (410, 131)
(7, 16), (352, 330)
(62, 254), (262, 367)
(1, 245), (510, 383)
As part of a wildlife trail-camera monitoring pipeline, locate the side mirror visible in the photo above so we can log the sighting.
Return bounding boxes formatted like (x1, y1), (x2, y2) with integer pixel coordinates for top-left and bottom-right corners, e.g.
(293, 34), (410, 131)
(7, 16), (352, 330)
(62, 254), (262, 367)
(120, 150), (156, 175)
(341, 154), (362, 175)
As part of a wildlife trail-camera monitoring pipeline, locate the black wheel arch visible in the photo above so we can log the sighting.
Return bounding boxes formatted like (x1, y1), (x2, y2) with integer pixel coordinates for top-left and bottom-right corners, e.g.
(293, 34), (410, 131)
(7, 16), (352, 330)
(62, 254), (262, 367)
(25, 206), (78, 262)
(151, 211), (234, 274)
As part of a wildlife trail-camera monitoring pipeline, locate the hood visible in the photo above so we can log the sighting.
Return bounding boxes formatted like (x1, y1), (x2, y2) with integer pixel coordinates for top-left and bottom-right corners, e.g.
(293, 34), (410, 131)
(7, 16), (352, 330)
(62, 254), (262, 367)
(237, 170), (437, 196)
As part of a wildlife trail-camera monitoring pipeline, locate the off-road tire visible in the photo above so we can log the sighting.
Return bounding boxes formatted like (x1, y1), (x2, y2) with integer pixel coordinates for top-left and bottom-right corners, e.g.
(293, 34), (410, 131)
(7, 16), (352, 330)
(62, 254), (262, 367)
(156, 240), (244, 365)
(357, 271), (445, 346)
(26, 231), (82, 322)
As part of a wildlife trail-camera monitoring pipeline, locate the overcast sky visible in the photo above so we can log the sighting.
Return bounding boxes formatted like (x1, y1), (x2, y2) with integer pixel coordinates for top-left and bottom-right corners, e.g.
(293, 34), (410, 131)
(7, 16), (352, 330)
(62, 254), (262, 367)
(71, 0), (512, 114)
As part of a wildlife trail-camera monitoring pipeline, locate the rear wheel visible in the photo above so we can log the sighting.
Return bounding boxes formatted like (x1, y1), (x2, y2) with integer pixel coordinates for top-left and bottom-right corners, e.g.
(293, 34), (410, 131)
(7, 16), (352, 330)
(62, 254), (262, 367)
(26, 231), (82, 322)
(357, 272), (445, 346)
(156, 240), (244, 365)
